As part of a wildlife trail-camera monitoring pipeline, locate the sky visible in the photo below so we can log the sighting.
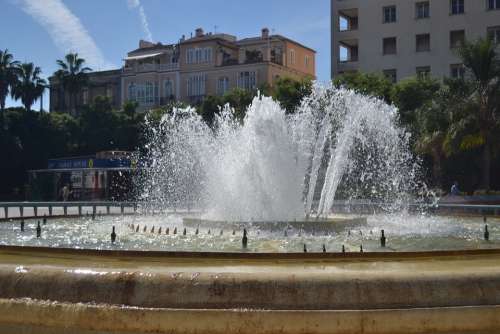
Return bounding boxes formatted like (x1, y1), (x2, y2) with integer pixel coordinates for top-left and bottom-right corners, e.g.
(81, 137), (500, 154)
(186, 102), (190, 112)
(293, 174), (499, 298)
(1, 0), (331, 111)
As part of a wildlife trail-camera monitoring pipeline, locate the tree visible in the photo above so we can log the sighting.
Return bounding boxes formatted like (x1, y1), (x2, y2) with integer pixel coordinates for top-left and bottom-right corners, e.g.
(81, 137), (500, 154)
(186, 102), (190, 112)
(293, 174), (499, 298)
(392, 77), (441, 130)
(453, 38), (500, 189)
(54, 53), (91, 115)
(333, 71), (394, 103)
(0, 49), (19, 127)
(272, 77), (312, 113)
(11, 62), (47, 112)
(222, 88), (255, 122)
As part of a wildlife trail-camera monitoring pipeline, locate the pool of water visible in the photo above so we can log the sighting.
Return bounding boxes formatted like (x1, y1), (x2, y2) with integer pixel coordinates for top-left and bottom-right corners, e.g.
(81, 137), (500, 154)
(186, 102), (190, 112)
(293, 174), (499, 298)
(1, 214), (499, 252)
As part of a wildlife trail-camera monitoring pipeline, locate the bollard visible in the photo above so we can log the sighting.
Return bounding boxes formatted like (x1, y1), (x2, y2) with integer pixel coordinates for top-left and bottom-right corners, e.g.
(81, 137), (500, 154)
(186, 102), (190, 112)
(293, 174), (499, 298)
(484, 225), (490, 241)
(33, 206), (38, 217)
(348, 230), (351, 237)
(36, 221), (41, 238)
(43, 215), (47, 225)
(284, 230), (288, 237)
(195, 228), (199, 235)
(173, 227), (177, 235)
(207, 229), (211, 235)
(242, 229), (248, 249)
(166, 228), (170, 235)
(232, 230), (235, 236)
(380, 229), (386, 248)
(135, 225), (139, 232)
(151, 226), (155, 233)
(19, 206), (24, 218)
(303, 244), (307, 253)
(143, 226), (147, 232)
(183, 228), (187, 236)
(360, 245), (363, 253)
(111, 226), (116, 243)
(359, 230), (363, 236)
(322, 244), (326, 253)
(20, 220), (25, 232)
(158, 227), (162, 234)
(342, 245), (345, 253)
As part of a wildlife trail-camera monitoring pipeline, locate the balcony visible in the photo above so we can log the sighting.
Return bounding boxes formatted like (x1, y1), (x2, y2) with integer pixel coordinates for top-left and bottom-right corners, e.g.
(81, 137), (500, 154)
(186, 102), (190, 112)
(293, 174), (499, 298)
(338, 8), (358, 32)
(123, 63), (180, 74)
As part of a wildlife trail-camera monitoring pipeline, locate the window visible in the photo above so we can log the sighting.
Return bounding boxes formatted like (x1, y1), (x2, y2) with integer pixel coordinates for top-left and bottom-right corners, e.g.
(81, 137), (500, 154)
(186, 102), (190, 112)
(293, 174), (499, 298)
(416, 2), (430, 18)
(383, 6), (397, 23)
(305, 55), (310, 68)
(416, 66), (431, 79)
(416, 34), (430, 52)
(289, 49), (296, 65)
(487, 26), (500, 43)
(186, 48), (194, 64)
(237, 71), (257, 90)
(203, 48), (213, 63)
(186, 47), (212, 64)
(488, 0), (500, 10)
(187, 74), (206, 97)
(217, 77), (229, 96)
(128, 83), (136, 101)
(383, 37), (397, 55)
(450, 64), (465, 79)
(450, 0), (464, 14)
(383, 69), (397, 83)
(450, 30), (465, 48)
(82, 88), (89, 105)
(164, 79), (173, 98)
(128, 82), (156, 105)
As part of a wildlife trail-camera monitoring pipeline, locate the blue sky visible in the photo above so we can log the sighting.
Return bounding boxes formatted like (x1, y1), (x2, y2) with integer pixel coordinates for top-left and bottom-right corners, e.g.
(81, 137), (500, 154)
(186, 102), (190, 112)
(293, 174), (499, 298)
(2, 0), (331, 110)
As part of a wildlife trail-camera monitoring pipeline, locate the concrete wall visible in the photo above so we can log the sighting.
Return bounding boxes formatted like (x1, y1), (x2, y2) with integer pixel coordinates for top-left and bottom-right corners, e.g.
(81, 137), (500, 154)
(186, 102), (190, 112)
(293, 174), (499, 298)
(332, 0), (500, 80)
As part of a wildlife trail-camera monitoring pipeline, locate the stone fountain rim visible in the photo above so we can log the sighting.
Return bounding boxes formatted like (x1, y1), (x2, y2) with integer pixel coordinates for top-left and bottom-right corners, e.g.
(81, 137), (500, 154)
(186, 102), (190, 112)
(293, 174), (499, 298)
(2, 244), (500, 260)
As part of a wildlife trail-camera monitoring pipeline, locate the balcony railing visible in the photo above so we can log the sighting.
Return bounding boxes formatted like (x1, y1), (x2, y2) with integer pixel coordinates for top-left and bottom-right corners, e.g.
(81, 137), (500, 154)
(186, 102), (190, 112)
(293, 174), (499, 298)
(123, 63), (180, 73)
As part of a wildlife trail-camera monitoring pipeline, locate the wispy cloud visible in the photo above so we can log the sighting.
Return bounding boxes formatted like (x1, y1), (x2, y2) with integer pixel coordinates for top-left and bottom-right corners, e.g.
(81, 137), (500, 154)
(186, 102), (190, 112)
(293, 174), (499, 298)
(127, 0), (153, 42)
(16, 0), (114, 70)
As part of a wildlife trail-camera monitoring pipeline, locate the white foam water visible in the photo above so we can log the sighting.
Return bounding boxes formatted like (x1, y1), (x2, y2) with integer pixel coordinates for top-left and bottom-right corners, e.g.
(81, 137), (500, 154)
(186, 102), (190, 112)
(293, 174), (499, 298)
(137, 84), (420, 221)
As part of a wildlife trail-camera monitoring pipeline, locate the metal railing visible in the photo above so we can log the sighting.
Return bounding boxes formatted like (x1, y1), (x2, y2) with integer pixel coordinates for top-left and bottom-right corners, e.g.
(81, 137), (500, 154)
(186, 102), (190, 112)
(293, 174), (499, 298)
(0, 201), (138, 219)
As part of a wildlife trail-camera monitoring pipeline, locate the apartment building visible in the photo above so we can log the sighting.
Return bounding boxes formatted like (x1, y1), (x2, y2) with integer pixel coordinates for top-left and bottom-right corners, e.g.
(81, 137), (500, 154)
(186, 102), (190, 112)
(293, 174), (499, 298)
(50, 28), (315, 113)
(331, 0), (500, 82)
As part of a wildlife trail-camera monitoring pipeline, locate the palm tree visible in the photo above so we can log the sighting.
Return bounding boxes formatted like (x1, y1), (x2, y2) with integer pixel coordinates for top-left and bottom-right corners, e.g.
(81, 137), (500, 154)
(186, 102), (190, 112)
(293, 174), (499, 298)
(11, 63), (47, 112)
(454, 38), (500, 189)
(0, 49), (20, 126)
(54, 53), (91, 115)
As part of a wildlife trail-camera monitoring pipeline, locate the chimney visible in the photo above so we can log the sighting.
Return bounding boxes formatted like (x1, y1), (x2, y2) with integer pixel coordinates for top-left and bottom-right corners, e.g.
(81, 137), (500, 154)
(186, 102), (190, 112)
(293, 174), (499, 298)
(139, 40), (154, 49)
(195, 28), (204, 38)
(261, 27), (270, 39)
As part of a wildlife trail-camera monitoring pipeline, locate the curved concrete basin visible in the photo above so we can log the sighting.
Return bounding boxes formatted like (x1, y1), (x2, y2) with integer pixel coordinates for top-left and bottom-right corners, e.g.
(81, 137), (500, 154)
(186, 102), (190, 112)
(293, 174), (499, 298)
(0, 246), (500, 333)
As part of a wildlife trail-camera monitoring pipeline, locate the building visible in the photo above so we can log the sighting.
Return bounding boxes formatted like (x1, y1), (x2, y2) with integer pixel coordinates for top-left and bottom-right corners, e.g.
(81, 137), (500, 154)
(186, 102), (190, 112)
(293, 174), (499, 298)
(50, 28), (316, 113)
(28, 151), (135, 201)
(331, 0), (500, 82)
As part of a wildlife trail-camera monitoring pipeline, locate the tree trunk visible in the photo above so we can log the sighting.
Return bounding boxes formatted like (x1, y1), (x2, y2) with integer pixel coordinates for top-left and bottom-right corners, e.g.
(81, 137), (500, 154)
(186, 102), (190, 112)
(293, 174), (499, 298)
(480, 141), (491, 190)
(431, 149), (443, 189)
(0, 98), (5, 129)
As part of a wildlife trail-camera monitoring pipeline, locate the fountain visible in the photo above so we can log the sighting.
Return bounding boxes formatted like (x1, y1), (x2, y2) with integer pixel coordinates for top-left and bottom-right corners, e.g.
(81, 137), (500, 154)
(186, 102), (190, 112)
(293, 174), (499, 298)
(0, 84), (499, 333)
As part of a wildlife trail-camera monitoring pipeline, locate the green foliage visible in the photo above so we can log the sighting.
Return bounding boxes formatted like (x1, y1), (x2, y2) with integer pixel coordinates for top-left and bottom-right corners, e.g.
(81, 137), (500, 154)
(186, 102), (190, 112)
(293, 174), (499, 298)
(11, 62), (47, 112)
(392, 77), (441, 128)
(54, 53), (92, 115)
(0, 49), (20, 126)
(333, 72), (393, 103)
(272, 77), (312, 113)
